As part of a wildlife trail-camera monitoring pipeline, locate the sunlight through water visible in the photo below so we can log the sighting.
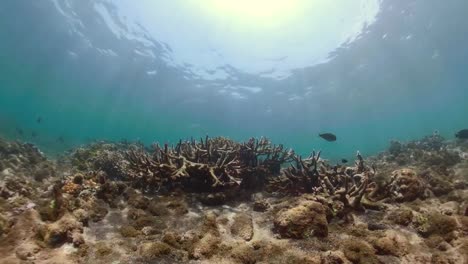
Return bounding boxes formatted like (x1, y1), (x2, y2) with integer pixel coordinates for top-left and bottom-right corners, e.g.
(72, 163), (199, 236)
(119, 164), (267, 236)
(199, 0), (303, 28)
(106, 0), (381, 79)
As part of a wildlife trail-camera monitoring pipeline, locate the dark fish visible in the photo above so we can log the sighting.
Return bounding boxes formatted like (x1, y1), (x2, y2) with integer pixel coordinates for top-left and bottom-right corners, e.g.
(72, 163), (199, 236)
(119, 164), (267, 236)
(319, 133), (337, 142)
(456, 129), (468, 139)
(31, 131), (38, 138)
(341, 159), (348, 164)
(57, 136), (65, 144)
(16, 127), (24, 136)
(36, 117), (42, 123)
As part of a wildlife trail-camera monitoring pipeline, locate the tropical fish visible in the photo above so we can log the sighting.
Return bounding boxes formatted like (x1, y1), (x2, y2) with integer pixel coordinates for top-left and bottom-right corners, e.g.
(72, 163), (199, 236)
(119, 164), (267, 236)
(36, 116), (42, 123)
(57, 136), (65, 144)
(319, 133), (337, 142)
(455, 129), (468, 139)
(341, 159), (348, 164)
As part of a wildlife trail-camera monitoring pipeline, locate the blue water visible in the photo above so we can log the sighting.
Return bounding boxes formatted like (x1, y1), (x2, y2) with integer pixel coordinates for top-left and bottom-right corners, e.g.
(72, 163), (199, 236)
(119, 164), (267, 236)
(1, 0), (467, 161)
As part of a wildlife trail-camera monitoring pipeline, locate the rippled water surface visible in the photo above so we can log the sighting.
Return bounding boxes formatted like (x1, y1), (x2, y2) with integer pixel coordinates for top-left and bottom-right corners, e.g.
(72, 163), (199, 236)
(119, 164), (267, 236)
(1, 0), (467, 159)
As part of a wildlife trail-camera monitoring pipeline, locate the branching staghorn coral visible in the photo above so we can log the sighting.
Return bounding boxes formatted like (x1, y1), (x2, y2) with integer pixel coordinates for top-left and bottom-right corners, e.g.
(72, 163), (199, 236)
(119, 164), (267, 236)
(334, 152), (376, 217)
(122, 136), (295, 192)
(268, 150), (322, 194)
(268, 151), (377, 215)
(67, 136), (417, 217)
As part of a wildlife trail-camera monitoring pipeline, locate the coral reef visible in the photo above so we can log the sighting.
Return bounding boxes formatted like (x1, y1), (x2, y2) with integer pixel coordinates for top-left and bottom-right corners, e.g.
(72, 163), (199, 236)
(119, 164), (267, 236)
(123, 136), (294, 193)
(0, 134), (467, 263)
(0, 138), (56, 181)
(63, 137), (296, 195)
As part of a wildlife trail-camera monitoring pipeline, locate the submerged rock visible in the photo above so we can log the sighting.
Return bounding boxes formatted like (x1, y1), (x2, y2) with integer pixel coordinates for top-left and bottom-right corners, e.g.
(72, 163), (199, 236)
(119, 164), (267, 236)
(72, 173), (85, 185)
(273, 199), (328, 239)
(414, 212), (459, 238)
(439, 201), (459, 215)
(129, 212), (166, 232)
(230, 212), (254, 241)
(230, 243), (259, 264)
(126, 189), (149, 209)
(342, 239), (379, 264)
(387, 208), (414, 226)
(0, 213), (7, 236)
(321, 251), (349, 264)
(141, 226), (161, 236)
(373, 230), (409, 256)
(166, 199), (189, 215)
(389, 168), (427, 202)
(88, 199), (109, 222)
(15, 242), (40, 261)
(253, 199), (270, 212)
(199, 192), (226, 206)
(162, 231), (183, 249)
(0, 176), (34, 198)
(139, 242), (172, 261)
(147, 199), (170, 216)
(119, 225), (140, 237)
(72, 208), (90, 226)
(184, 211), (222, 259)
(38, 214), (83, 247)
(94, 242), (113, 257)
(190, 232), (221, 259)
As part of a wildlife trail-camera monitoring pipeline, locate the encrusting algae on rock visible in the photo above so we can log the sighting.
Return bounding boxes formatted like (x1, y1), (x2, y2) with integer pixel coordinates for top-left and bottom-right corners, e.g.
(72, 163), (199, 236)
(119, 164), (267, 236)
(0, 135), (467, 263)
(273, 198), (328, 239)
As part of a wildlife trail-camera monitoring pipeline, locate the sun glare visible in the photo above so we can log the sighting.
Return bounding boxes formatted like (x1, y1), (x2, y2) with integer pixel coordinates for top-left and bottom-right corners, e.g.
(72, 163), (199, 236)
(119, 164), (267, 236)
(130, 0), (381, 75)
(200, 0), (303, 28)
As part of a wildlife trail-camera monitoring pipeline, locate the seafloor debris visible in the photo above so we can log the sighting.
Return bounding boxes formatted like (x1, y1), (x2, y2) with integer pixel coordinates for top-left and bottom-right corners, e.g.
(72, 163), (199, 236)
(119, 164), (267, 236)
(0, 135), (467, 263)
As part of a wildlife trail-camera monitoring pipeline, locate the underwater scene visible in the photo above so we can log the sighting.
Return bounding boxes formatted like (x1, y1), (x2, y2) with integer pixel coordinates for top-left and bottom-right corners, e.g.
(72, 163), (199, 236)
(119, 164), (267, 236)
(1, 0), (468, 263)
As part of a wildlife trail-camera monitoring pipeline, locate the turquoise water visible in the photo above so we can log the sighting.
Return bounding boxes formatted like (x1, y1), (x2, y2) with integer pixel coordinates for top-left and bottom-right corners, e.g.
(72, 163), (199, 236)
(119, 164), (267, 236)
(1, 0), (468, 161)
